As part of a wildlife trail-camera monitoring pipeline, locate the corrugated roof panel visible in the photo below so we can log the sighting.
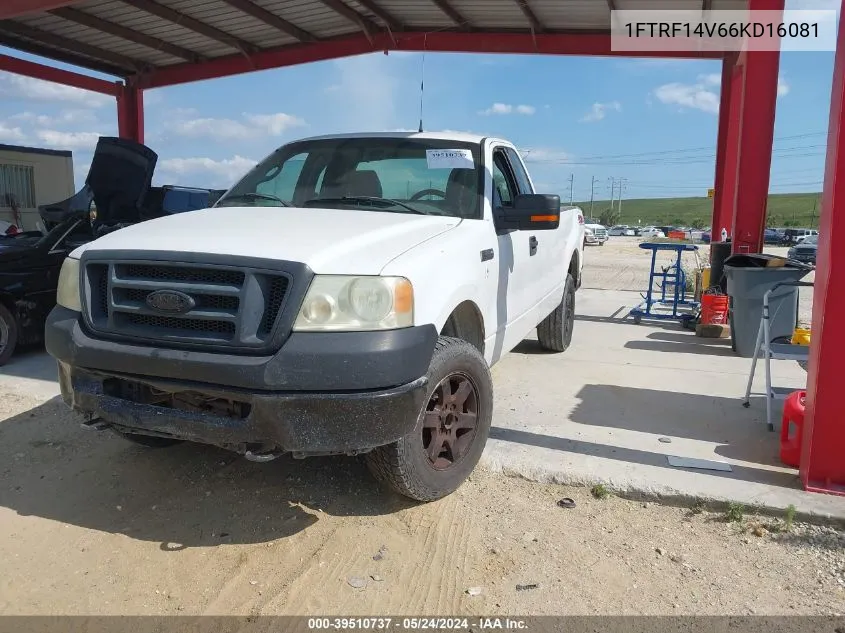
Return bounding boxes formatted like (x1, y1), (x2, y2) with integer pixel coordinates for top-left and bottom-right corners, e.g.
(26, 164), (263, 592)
(449, 0), (527, 29)
(344, 0), (390, 28)
(162, 0), (298, 48)
(10, 13), (182, 66)
(78, 1), (238, 57)
(257, 0), (361, 38)
(379, 0), (456, 28)
(530, 0), (610, 29)
(3, 30), (122, 67)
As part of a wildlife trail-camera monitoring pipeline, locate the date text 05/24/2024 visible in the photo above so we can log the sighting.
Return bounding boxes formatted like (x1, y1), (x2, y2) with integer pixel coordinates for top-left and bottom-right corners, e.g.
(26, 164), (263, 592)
(307, 617), (528, 630)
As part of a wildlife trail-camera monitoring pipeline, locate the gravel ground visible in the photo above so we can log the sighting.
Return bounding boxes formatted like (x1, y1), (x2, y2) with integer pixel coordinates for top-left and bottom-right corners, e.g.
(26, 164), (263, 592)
(581, 237), (816, 327)
(0, 389), (843, 616)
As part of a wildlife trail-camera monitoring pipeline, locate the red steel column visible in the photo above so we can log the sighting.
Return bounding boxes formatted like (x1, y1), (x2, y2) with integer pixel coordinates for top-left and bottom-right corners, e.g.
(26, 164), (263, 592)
(728, 0), (783, 254)
(800, 6), (845, 497)
(711, 53), (739, 242)
(116, 83), (144, 144)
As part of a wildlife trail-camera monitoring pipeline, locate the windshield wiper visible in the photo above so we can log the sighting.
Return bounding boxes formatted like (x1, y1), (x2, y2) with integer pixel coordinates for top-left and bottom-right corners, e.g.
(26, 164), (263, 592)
(304, 196), (427, 215)
(218, 192), (290, 207)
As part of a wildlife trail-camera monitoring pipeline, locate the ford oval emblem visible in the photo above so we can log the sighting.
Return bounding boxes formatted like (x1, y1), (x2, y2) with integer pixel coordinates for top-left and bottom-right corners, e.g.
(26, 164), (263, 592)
(146, 289), (195, 314)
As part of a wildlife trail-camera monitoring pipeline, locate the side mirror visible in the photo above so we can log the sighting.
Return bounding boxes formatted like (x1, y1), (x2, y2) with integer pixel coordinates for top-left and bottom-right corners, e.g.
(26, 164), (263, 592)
(498, 194), (561, 231)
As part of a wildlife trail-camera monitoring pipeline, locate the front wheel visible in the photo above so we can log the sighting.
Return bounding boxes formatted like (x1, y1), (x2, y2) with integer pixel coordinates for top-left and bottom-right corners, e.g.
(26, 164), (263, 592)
(366, 337), (493, 502)
(0, 303), (19, 367)
(536, 273), (576, 352)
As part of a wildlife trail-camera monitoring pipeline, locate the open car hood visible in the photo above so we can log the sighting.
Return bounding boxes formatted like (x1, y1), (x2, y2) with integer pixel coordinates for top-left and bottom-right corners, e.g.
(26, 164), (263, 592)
(39, 136), (157, 228)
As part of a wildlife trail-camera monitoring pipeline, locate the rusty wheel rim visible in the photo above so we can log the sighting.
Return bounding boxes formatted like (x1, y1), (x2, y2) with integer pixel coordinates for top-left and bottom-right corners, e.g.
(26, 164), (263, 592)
(422, 372), (479, 471)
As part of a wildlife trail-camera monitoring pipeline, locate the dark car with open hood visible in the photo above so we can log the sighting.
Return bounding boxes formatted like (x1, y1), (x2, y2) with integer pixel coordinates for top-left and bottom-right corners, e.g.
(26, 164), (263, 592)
(0, 137), (224, 366)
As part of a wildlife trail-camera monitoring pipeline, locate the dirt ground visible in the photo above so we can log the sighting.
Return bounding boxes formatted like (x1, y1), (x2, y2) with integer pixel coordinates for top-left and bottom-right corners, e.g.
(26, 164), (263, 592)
(0, 388), (843, 617)
(581, 237), (816, 326)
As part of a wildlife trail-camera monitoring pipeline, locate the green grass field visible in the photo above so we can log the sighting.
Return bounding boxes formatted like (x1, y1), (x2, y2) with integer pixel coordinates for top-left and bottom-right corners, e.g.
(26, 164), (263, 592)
(574, 192), (822, 229)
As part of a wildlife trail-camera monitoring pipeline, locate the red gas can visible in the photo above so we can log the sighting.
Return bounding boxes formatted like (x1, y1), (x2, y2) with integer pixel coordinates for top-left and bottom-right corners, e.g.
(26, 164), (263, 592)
(780, 390), (806, 468)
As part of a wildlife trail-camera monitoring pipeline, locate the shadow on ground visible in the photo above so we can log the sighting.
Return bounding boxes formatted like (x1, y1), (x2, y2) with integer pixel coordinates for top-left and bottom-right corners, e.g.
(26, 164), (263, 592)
(2, 345), (57, 382)
(490, 382), (801, 491)
(0, 398), (413, 550)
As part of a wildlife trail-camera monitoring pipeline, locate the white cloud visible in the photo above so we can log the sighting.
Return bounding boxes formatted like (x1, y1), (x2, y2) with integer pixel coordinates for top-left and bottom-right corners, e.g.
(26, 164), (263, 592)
(654, 73), (789, 115)
(479, 103), (536, 116)
(654, 79), (720, 114)
(11, 109), (98, 127)
(34, 130), (101, 150)
(519, 147), (571, 163)
(245, 113), (304, 135)
(580, 101), (622, 123)
(168, 112), (304, 142)
(158, 155), (258, 188)
(0, 72), (111, 107)
(0, 123), (26, 143)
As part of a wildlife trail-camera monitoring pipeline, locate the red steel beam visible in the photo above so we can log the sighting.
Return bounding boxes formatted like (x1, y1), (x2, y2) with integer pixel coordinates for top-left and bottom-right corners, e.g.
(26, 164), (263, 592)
(0, 52), (121, 95)
(137, 30), (722, 89)
(116, 83), (144, 144)
(729, 0), (783, 254)
(711, 52), (739, 242)
(800, 5), (845, 497)
(0, 0), (81, 20)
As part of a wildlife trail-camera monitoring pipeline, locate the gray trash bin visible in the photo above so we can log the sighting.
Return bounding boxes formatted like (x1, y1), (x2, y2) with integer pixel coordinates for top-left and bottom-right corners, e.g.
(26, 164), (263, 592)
(724, 255), (813, 358)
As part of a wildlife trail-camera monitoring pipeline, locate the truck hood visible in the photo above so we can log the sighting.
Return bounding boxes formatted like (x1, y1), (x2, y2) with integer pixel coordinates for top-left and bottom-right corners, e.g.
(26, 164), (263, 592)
(72, 205), (461, 274)
(39, 136), (157, 226)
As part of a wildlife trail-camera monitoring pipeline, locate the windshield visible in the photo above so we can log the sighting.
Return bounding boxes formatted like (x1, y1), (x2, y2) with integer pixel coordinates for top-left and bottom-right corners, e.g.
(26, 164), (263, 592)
(215, 136), (483, 219)
(802, 235), (818, 245)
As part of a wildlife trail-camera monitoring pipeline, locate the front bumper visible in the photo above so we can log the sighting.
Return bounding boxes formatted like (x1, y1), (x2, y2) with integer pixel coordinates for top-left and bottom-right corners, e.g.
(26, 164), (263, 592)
(46, 306), (438, 455)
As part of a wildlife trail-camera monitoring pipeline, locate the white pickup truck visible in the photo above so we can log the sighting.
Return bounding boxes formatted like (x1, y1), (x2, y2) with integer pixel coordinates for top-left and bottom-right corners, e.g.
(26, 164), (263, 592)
(45, 131), (585, 502)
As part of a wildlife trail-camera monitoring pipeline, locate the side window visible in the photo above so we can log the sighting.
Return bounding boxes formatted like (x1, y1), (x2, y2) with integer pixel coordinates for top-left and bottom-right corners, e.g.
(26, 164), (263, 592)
(492, 149), (517, 208)
(255, 153), (307, 201)
(504, 147), (533, 195)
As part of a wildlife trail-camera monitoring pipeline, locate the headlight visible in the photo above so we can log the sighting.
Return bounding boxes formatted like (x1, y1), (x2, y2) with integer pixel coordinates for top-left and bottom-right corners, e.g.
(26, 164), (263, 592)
(57, 257), (81, 312)
(293, 275), (413, 331)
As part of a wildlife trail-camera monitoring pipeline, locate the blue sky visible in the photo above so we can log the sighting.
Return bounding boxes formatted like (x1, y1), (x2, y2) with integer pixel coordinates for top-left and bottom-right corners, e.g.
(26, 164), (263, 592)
(0, 5), (837, 202)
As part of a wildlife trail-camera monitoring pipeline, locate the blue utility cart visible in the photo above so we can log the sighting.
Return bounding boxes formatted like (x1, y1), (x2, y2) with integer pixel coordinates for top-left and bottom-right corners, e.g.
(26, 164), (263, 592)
(629, 242), (700, 325)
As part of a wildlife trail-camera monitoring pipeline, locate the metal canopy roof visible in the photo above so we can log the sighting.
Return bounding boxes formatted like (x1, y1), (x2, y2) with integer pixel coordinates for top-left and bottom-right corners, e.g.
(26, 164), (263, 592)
(1, 0), (742, 88)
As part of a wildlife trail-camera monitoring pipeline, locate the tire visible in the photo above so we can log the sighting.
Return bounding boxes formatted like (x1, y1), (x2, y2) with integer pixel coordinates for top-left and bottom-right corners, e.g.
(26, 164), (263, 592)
(536, 273), (576, 352)
(365, 336), (493, 502)
(0, 302), (19, 367)
(112, 430), (183, 448)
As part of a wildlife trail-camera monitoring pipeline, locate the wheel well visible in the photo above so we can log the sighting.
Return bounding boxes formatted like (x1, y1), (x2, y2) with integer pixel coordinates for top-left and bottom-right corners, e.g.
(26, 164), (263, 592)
(440, 301), (485, 355)
(568, 250), (580, 285)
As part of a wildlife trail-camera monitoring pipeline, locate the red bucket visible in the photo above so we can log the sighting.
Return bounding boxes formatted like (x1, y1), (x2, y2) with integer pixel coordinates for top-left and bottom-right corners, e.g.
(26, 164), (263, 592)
(700, 293), (729, 325)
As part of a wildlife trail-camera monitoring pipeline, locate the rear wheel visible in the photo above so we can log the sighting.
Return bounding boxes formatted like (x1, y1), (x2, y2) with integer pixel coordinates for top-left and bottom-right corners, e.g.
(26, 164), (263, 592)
(537, 273), (576, 352)
(0, 303), (19, 367)
(366, 337), (493, 502)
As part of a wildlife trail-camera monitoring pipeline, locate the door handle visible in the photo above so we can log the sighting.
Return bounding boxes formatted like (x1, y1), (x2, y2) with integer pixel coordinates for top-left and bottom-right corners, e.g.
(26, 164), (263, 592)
(480, 248), (494, 262)
(529, 236), (538, 256)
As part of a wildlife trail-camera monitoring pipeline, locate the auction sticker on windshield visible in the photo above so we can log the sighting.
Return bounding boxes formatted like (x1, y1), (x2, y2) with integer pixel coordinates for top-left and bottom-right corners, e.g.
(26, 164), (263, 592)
(426, 149), (475, 169)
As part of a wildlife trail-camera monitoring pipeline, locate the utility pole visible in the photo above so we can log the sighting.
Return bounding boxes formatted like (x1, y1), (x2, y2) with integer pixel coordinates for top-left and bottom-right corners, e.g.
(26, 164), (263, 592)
(616, 178), (627, 216)
(608, 177), (616, 212)
(589, 176), (597, 218)
(568, 173), (574, 205)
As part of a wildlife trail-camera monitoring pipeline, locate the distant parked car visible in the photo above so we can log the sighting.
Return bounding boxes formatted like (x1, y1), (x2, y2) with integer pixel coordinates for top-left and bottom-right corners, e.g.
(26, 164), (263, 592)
(788, 234), (818, 264)
(608, 225), (635, 236)
(638, 226), (665, 238)
(780, 228), (818, 246)
(763, 228), (783, 245)
(700, 231), (711, 244)
(584, 223), (608, 246)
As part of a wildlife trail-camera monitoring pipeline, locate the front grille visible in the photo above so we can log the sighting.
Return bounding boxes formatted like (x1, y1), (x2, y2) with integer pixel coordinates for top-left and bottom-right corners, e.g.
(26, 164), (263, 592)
(84, 259), (292, 349)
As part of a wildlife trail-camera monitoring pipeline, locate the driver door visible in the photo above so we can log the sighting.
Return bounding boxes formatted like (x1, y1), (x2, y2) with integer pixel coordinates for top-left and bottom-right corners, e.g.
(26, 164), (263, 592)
(488, 146), (535, 360)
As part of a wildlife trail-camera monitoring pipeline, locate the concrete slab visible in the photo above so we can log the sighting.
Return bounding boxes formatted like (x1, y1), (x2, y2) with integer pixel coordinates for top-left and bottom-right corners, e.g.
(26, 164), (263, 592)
(484, 288), (844, 521)
(1, 289), (841, 521)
